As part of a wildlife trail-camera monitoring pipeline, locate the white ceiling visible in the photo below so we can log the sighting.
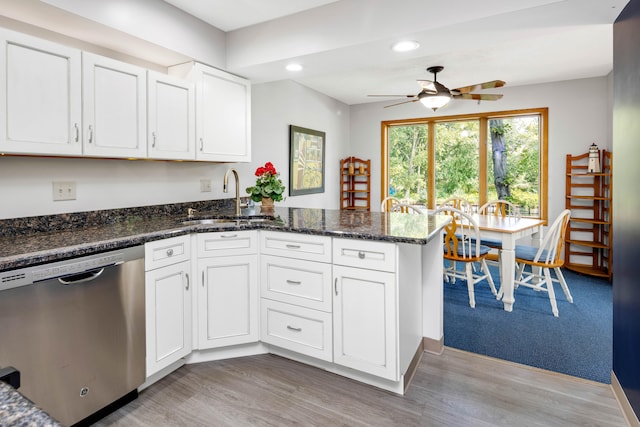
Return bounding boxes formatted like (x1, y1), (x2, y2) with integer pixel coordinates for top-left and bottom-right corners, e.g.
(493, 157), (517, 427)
(164, 0), (628, 106)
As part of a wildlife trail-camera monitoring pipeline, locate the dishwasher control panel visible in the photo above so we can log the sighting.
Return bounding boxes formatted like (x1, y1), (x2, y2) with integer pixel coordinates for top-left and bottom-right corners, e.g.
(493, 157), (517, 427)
(0, 248), (141, 292)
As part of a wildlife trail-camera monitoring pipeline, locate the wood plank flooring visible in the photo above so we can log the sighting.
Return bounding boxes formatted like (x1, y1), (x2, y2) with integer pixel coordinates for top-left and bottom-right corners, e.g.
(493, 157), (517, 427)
(94, 348), (627, 427)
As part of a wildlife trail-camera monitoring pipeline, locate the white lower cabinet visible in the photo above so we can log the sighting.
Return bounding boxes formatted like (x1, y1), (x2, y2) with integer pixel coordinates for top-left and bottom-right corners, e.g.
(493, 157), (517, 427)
(332, 238), (399, 381)
(196, 231), (259, 349)
(259, 232), (333, 361)
(333, 265), (397, 380)
(144, 236), (192, 377)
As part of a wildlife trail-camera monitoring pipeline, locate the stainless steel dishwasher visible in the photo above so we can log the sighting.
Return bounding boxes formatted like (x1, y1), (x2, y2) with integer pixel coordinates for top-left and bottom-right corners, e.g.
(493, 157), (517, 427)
(0, 246), (145, 426)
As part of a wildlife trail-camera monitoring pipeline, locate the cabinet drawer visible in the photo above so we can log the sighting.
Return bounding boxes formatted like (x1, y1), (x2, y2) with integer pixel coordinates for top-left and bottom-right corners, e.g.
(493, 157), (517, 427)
(260, 231), (331, 263)
(145, 235), (191, 271)
(197, 230), (257, 257)
(333, 238), (397, 272)
(261, 255), (332, 312)
(261, 299), (332, 362)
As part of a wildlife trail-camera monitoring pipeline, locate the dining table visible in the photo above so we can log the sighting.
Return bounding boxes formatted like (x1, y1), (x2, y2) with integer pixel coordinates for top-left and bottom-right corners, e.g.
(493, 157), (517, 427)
(472, 214), (546, 311)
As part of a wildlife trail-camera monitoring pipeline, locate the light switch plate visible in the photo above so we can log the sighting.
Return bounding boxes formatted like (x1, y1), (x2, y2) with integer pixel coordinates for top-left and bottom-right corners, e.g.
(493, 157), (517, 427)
(52, 181), (76, 201)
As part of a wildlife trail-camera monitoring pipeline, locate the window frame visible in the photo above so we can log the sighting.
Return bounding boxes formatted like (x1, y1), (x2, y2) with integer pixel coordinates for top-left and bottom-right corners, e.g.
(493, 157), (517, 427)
(381, 108), (548, 221)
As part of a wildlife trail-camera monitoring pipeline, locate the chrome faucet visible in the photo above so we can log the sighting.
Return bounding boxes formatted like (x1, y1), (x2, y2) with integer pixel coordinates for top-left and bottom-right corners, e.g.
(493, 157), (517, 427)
(223, 168), (241, 216)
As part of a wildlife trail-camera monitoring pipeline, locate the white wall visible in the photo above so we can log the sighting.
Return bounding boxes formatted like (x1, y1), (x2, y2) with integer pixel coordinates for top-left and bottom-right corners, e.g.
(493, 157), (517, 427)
(349, 76), (612, 221)
(251, 80), (350, 210)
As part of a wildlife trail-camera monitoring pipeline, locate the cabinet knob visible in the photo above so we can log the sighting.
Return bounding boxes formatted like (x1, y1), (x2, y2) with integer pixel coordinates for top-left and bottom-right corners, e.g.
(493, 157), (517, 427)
(166, 248), (174, 257)
(358, 251), (366, 259)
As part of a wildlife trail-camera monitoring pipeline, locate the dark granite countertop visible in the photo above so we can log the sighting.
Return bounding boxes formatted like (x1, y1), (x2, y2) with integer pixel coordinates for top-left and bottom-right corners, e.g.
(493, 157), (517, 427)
(0, 205), (449, 272)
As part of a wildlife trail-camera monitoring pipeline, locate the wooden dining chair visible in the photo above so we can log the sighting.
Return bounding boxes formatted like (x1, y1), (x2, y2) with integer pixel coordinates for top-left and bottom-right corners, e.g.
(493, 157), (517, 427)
(439, 196), (473, 213)
(477, 200), (521, 263)
(434, 206), (497, 308)
(380, 196), (401, 212)
(498, 209), (573, 317)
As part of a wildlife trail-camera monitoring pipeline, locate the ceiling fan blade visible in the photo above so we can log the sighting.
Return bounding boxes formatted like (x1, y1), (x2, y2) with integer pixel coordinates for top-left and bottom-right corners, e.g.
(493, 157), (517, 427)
(417, 80), (437, 93)
(452, 80), (506, 94)
(384, 98), (420, 108)
(453, 93), (503, 101)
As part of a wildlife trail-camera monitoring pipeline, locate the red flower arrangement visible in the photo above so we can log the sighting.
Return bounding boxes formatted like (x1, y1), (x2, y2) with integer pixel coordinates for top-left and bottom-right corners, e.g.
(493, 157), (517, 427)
(245, 162), (286, 202)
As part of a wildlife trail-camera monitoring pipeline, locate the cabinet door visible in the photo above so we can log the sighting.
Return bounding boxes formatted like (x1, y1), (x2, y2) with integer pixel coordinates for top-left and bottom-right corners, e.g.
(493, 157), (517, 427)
(147, 71), (195, 160)
(333, 265), (398, 380)
(194, 64), (250, 162)
(0, 29), (82, 155)
(198, 254), (258, 349)
(82, 52), (146, 158)
(145, 260), (192, 376)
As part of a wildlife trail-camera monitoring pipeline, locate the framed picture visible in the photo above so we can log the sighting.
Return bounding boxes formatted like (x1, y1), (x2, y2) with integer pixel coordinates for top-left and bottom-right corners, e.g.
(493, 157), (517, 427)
(289, 125), (325, 196)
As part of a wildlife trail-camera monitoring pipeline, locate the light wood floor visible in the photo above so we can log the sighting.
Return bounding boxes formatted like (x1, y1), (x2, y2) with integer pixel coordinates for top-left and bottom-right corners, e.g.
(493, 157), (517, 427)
(95, 348), (627, 427)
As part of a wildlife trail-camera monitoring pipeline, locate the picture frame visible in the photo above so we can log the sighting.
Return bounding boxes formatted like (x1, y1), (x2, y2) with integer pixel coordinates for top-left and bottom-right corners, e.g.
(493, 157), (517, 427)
(289, 125), (326, 196)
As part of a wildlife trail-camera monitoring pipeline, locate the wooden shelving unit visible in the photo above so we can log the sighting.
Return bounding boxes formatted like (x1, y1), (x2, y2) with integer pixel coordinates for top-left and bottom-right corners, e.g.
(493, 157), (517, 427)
(564, 149), (612, 280)
(340, 157), (370, 210)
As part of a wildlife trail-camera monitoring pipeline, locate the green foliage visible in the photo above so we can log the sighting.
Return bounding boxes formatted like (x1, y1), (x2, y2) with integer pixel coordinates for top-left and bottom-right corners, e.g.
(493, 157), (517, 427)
(245, 162), (286, 202)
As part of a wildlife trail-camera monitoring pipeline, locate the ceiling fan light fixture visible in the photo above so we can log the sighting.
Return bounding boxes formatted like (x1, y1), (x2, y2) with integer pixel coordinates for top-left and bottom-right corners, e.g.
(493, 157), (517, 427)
(419, 94), (451, 111)
(391, 40), (420, 52)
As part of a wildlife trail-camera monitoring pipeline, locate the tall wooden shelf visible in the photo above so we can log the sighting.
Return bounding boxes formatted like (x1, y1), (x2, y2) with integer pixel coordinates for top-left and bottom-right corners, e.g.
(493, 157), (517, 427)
(564, 149), (612, 280)
(340, 157), (370, 210)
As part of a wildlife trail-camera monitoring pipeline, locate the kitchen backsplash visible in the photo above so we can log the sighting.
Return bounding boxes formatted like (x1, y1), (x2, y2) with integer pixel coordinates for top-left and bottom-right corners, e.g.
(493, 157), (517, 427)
(0, 198), (247, 238)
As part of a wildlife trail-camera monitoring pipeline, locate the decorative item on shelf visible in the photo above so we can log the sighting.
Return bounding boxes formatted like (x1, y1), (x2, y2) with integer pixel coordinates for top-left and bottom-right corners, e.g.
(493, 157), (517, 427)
(588, 142), (601, 173)
(246, 162), (285, 212)
(359, 163), (365, 174)
(348, 162), (355, 175)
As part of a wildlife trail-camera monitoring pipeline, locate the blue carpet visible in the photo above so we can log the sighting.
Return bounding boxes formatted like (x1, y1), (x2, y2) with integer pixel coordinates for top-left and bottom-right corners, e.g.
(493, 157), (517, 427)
(443, 266), (612, 383)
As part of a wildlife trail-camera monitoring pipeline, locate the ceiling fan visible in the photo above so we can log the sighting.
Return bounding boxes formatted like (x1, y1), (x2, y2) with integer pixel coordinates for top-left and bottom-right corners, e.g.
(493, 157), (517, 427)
(369, 66), (505, 111)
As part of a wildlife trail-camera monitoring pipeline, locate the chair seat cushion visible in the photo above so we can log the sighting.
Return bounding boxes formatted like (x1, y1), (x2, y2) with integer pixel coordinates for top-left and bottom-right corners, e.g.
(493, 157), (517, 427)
(515, 245), (549, 262)
(444, 242), (492, 258)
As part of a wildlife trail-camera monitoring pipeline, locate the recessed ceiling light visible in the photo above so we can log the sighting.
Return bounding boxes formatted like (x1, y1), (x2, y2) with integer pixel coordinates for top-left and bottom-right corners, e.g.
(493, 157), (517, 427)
(286, 63), (303, 72)
(392, 40), (420, 52)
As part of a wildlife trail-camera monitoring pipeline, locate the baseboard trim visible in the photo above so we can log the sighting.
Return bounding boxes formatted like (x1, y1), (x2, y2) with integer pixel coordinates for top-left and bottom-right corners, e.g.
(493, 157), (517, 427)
(611, 371), (640, 427)
(423, 336), (444, 355)
(404, 340), (424, 394)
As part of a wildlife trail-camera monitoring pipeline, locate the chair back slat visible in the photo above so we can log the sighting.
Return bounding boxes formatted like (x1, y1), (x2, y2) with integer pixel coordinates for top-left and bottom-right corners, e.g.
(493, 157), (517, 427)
(439, 197), (473, 213)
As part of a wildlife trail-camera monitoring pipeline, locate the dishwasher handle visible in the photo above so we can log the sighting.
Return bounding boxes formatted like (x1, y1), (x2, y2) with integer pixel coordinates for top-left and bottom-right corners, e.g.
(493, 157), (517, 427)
(58, 268), (106, 285)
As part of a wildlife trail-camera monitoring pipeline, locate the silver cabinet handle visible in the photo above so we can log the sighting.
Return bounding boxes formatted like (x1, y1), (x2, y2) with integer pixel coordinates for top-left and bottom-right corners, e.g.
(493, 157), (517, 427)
(199, 137), (204, 151)
(286, 325), (302, 332)
(87, 125), (93, 144)
(220, 234), (238, 239)
(202, 271), (205, 287)
(334, 277), (338, 295)
(286, 244), (301, 249)
(74, 123), (79, 142)
(166, 248), (174, 256)
(286, 279), (302, 285)
(152, 132), (156, 148)
(185, 273), (190, 291)
(358, 251), (366, 259)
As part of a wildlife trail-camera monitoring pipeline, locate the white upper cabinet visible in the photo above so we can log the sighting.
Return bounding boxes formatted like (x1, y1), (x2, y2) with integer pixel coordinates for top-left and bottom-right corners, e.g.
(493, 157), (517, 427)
(82, 52), (147, 158)
(0, 29), (82, 155)
(147, 71), (195, 160)
(170, 62), (251, 162)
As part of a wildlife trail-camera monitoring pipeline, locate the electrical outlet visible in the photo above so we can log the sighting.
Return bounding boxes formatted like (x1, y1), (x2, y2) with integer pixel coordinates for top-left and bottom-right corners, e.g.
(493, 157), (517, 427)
(200, 179), (212, 192)
(52, 181), (76, 201)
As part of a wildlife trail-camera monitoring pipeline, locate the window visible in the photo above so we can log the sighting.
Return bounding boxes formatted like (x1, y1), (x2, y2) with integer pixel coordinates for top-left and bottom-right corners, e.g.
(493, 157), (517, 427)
(381, 108), (548, 220)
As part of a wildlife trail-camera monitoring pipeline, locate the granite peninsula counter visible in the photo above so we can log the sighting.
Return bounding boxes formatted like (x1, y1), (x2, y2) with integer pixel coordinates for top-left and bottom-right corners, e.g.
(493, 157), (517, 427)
(0, 206), (450, 272)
